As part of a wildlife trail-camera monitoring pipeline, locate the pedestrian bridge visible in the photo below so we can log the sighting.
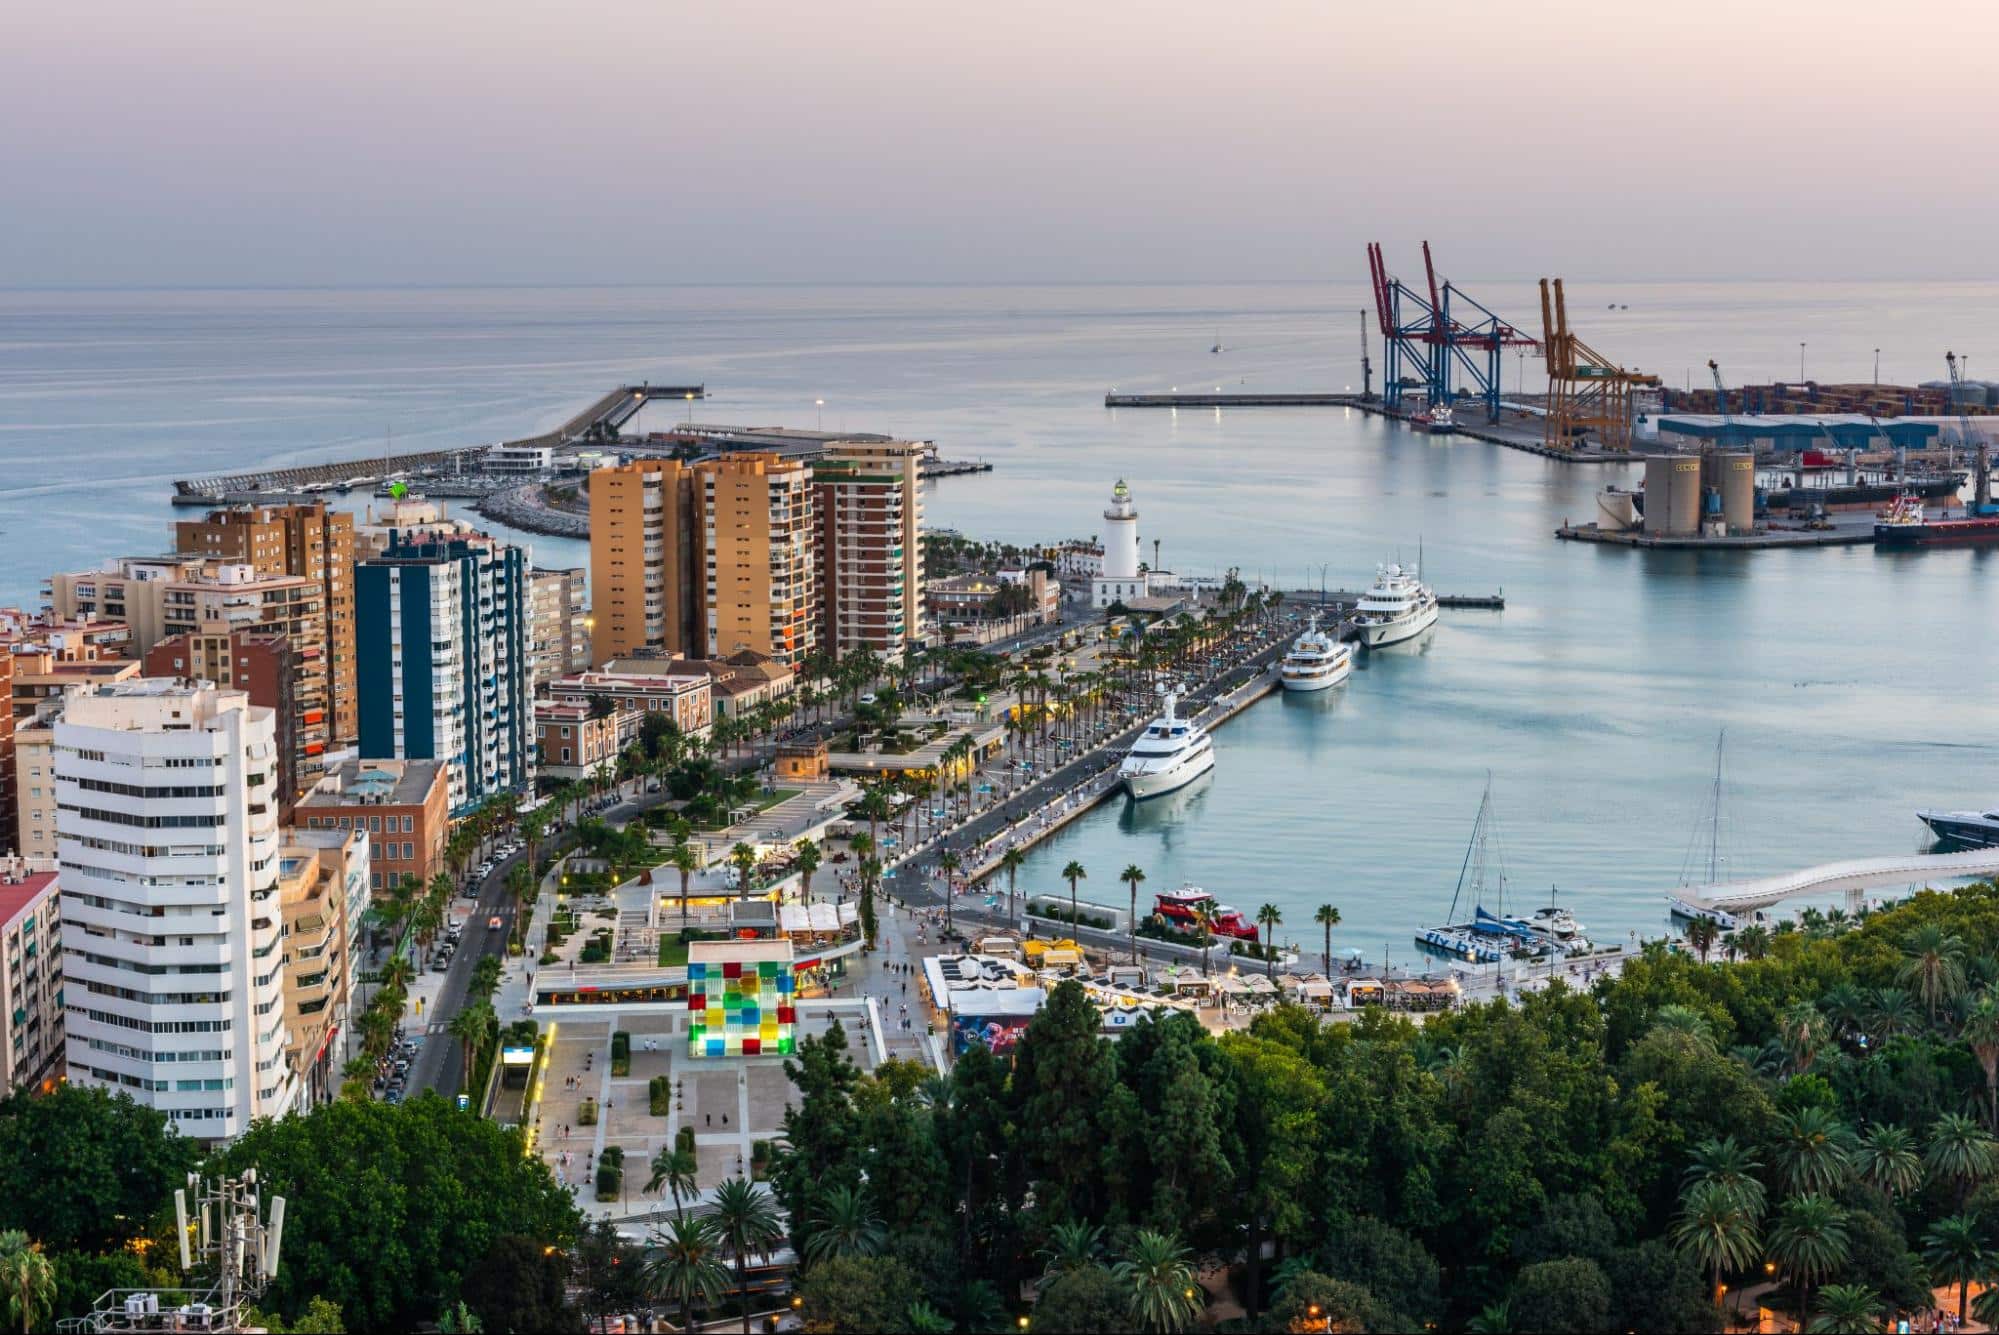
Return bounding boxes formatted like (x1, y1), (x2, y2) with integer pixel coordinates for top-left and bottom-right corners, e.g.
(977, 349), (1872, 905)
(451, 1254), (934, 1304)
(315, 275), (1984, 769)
(1687, 846), (1999, 914)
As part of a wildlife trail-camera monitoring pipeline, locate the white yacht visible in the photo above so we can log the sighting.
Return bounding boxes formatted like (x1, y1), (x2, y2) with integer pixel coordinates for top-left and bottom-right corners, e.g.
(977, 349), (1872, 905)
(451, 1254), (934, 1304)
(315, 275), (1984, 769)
(1279, 613), (1353, 692)
(1118, 691), (1215, 801)
(1352, 563), (1439, 648)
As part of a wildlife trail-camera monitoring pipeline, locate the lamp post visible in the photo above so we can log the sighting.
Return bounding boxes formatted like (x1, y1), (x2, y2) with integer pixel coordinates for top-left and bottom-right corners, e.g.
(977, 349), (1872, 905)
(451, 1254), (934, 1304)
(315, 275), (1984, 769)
(1799, 342), (1807, 384)
(815, 399), (825, 432)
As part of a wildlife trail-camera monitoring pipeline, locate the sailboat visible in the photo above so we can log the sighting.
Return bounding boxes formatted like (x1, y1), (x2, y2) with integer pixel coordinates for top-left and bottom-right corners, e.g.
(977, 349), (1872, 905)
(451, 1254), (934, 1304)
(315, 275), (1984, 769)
(1210, 329), (1225, 355)
(1666, 731), (1741, 929)
(1416, 778), (1510, 964)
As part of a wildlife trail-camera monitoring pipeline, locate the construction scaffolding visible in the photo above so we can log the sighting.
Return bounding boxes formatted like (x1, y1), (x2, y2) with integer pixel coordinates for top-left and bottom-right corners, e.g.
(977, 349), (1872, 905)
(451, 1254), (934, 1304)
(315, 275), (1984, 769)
(1538, 278), (1660, 452)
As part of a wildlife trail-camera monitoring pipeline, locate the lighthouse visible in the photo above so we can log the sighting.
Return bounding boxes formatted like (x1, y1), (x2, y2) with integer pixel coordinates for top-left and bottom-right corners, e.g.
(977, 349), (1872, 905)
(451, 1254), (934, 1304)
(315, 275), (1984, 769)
(1093, 479), (1146, 609)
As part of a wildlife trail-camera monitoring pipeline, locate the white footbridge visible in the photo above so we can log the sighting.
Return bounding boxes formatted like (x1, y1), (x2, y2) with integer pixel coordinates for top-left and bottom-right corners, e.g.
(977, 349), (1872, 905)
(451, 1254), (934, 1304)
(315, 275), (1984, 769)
(1683, 846), (1999, 915)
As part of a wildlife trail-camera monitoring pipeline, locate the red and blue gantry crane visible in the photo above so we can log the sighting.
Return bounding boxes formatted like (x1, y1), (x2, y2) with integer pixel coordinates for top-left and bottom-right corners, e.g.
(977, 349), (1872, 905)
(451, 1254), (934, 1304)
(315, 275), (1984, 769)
(1366, 240), (1540, 423)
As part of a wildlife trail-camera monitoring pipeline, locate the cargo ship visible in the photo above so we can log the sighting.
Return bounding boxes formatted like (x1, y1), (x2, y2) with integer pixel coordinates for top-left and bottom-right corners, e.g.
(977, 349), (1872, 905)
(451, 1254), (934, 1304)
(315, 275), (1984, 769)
(1874, 447), (1999, 546)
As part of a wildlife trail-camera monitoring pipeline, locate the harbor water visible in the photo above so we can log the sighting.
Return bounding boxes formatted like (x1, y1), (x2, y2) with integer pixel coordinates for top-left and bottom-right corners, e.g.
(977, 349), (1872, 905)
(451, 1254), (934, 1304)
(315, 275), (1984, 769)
(3, 282), (1997, 958)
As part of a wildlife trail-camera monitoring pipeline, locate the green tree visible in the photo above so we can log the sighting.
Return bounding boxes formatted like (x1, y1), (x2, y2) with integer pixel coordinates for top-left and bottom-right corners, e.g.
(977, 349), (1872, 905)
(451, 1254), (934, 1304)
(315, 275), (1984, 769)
(1255, 903), (1282, 977)
(573, 1218), (645, 1331)
(641, 1215), (729, 1334)
(1806, 1284), (1882, 1335)
(1122, 864), (1147, 965)
(1961, 987), (1999, 1130)
(645, 1147), (699, 1218)
(1602, 1240), (1716, 1335)
(468, 955), (502, 1006)
(1062, 860), (1088, 937)
(459, 1234), (584, 1334)
(1040, 1221), (1105, 1280)
(1767, 1194), (1850, 1327)
(1011, 983), (1121, 1222)
(803, 1184), (884, 1263)
(1921, 1213), (1993, 1323)
(1314, 903), (1341, 975)
(448, 1000), (496, 1095)
(795, 1254), (919, 1335)
(217, 1097), (580, 1329)
(1683, 1135), (1768, 1216)
(1031, 1265), (1128, 1334)
(0, 1087), (197, 1254)
(730, 842), (759, 902)
(0, 1233), (56, 1335)
(795, 838), (823, 904)
(1899, 921), (1969, 1018)
(1112, 1230), (1201, 1335)
(668, 839), (700, 932)
(1854, 1123), (1923, 1199)
(1672, 1179), (1761, 1314)
(710, 1178), (785, 1335)
(938, 849), (962, 940)
(1771, 1105), (1854, 1197)
(1263, 1271), (1398, 1334)
(998, 846), (1026, 919)
(1505, 1257), (1612, 1335)
(1927, 1111), (1999, 1206)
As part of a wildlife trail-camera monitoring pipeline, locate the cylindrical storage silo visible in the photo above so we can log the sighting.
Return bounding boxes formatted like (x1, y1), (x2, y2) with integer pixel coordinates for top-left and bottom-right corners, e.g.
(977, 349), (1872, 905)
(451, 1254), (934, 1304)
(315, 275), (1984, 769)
(1716, 453), (1755, 533)
(1644, 456), (1701, 535)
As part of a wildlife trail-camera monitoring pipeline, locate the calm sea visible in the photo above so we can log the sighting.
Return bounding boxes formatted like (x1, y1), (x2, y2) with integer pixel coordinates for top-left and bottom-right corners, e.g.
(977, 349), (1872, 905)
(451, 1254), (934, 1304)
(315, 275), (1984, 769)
(3, 282), (1996, 958)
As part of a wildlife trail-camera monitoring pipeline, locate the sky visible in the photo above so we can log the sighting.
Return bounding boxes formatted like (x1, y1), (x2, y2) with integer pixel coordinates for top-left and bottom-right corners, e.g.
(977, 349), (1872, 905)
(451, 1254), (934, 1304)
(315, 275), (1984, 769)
(5, 0), (1996, 287)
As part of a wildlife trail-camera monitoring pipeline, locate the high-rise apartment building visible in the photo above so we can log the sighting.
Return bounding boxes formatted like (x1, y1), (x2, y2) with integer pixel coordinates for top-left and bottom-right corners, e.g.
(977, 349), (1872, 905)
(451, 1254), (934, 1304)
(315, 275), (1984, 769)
(528, 567), (588, 689)
(589, 458), (698, 664)
(0, 649), (13, 856)
(699, 454), (817, 666)
(45, 555), (201, 649)
(0, 859), (62, 1094)
(144, 627), (299, 820)
(813, 441), (926, 655)
(356, 533), (534, 811)
(175, 504), (358, 743)
(277, 827), (366, 1106)
(57, 680), (298, 1144)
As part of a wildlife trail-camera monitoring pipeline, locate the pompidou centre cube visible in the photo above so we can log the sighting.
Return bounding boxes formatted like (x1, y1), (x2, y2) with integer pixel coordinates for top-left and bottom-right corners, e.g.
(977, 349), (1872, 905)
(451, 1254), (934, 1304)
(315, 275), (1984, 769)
(688, 940), (796, 1057)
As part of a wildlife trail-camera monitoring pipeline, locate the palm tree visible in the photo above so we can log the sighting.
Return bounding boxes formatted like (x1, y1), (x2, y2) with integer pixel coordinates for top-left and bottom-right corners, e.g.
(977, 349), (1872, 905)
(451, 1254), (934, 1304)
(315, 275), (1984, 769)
(468, 955), (502, 1006)
(646, 1147), (699, 1219)
(1922, 1213), (1993, 1322)
(1734, 923), (1772, 960)
(709, 1177), (784, 1335)
(448, 1001), (494, 1094)
(1854, 1124), (1923, 1199)
(794, 838), (822, 905)
(642, 1214), (730, 1335)
(1683, 1136), (1767, 1216)
(1686, 914), (1718, 964)
(1772, 1106), (1855, 1197)
(1313, 903), (1341, 975)
(998, 846), (1026, 920)
(1672, 1179), (1762, 1314)
(0, 1232), (55, 1335)
(1194, 906), (1214, 980)
(1113, 1229), (1201, 1334)
(1925, 1112), (1999, 1206)
(1767, 1194), (1850, 1328)
(1039, 1221), (1104, 1280)
(1900, 921), (1970, 1019)
(1122, 864), (1147, 965)
(1255, 903), (1282, 978)
(1464, 1302), (1512, 1335)
(803, 1184), (885, 1263)
(1806, 1284), (1881, 1335)
(938, 849), (962, 940)
(729, 842), (759, 903)
(668, 839), (700, 932)
(1776, 1001), (1832, 1075)
(380, 953), (415, 998)
(1865, 986), (1921, 1044)
(1962, 988), (1999, 1130)
(1061, 860), (1087, 938)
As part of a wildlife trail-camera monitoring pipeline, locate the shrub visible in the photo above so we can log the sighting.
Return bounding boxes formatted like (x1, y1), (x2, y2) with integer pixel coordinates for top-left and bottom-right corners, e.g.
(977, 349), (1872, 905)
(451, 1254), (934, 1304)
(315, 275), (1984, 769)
(610, 1031), (631, 1077)
(578, 1098), (598, 1127)
(676, 1125), (695, 1155)
(648, 1076), (670, 1116)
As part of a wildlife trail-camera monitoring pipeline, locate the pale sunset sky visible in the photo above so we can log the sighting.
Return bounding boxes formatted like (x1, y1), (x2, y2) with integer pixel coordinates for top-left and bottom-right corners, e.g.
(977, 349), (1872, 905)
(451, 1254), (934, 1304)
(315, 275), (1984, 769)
(3, 0), (1992, 286)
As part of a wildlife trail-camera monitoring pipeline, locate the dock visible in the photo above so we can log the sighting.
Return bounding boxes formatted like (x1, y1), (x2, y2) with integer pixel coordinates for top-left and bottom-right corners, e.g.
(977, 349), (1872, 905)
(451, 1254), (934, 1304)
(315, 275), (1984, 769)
(1555, 521), (1874, 550)
(171, 383), (704, 503)
(919, 458), (993, 479)
(1105, 392), (1367, 408)
(1285, 588), (1504, 611)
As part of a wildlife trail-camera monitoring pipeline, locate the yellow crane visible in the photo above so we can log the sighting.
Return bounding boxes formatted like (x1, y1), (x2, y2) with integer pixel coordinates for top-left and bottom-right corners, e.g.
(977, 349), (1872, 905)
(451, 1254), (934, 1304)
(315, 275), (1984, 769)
(1538, 278), (1660, 452)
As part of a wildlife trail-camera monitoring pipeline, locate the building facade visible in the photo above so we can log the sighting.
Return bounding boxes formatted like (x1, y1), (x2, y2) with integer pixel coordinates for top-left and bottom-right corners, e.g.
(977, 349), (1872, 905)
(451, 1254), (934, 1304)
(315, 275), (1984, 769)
(700, 454), (817, 666)
(0, 649), (11, 855)
(144, 627), (299, 821)
(277, 828), (366, 1106)
(356, 534), (534, 811)
(528, 567), (589, 689)
(547, 664), (713, 737)
(297, 758), (449, 896)
(56, 681), (298, 1143)
(534, 701), (634, 782)
(174, 503), (357, 743)
(0, 861), (62, 1094)
(589, 458), (699, 665)
(813, 441), (925, 655)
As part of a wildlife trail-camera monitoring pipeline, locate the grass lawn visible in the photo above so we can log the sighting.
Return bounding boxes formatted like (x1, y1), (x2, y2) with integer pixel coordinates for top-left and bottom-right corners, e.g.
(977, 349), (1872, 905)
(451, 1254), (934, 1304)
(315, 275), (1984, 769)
(658, 937), (690, 967)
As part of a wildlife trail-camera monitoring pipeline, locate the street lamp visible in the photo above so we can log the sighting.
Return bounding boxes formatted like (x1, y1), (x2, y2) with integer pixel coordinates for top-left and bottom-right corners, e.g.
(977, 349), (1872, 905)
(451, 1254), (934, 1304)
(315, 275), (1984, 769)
(815, 399), (825, 431)
(1799, 342), (1807, 384)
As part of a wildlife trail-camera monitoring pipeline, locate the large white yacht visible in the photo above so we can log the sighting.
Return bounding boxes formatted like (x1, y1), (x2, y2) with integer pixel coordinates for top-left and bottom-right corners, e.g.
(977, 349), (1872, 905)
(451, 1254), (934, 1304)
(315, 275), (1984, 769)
(1352, 563), (1439, 648)
(1279, 612), (1353, 692)
(1118, 690), (1215, 801)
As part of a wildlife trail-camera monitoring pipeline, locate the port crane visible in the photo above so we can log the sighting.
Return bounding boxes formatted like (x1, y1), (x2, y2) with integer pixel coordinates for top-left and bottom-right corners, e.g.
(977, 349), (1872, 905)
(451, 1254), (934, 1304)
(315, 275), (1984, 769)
(1359, 310), (1373, 400)
(1948, 351), (1995, 515)
(1537, 278), (1659, 452)
(1367, 241), (1538, 422)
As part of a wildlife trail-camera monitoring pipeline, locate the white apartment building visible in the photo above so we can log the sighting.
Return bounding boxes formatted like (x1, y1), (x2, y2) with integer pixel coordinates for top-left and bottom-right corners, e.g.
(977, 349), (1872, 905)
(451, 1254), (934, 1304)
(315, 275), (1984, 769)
(56, 680), (298, 1143)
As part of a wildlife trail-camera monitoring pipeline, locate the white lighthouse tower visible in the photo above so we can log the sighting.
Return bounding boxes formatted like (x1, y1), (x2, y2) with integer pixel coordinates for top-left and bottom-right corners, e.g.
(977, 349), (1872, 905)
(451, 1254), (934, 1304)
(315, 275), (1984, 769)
(1093, 479), (1146, 609)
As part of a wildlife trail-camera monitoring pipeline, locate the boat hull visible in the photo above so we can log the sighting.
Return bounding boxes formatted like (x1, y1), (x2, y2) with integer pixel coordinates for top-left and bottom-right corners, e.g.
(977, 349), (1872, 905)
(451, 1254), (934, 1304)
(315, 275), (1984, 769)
(1357, 601), (1439, 648)
(1918, 811), (1999, 848)
(1876, 517), (1999, 547)
(1122, 748), (1216, 801)
(1280, 659), (1351, 691)
(1666, 895), (1738, 931)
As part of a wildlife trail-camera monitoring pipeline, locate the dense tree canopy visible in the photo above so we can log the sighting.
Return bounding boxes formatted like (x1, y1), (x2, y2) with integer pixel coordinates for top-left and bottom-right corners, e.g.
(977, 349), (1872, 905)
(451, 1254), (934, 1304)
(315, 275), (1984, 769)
(0, 1085), (197, 1254)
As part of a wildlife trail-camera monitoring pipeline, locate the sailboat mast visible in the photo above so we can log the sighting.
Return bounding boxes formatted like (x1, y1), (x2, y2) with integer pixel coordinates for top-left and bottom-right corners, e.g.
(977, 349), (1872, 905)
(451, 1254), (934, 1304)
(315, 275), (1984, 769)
(1708, 730), (1726, 885)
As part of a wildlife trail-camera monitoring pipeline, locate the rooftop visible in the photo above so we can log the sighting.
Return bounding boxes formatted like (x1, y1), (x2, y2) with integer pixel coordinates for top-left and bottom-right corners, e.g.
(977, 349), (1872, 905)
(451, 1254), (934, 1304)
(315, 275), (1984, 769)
(302, 757), (445, 808)
(0, 870), (58, 928)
